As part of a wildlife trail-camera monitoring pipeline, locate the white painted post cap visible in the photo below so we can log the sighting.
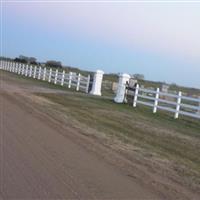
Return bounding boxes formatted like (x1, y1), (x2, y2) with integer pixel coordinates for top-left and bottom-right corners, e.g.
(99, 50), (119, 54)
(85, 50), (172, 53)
(96, 70), (104, 74)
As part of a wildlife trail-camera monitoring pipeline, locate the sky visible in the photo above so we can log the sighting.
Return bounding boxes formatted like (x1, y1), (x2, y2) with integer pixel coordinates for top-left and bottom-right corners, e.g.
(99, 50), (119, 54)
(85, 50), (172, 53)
(1, 0), (200, 88)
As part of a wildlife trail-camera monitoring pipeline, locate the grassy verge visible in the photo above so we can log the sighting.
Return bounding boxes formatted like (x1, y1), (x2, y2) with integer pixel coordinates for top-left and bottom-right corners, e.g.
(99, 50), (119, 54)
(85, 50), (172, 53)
(2, 69), (200, 188)
(37, 92), (200, 175)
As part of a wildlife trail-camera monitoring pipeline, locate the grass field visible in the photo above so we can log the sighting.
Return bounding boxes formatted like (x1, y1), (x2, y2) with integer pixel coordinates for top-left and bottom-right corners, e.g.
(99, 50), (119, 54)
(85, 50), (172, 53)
(2, 70), (200, 192)
(38, 91), (200, 191)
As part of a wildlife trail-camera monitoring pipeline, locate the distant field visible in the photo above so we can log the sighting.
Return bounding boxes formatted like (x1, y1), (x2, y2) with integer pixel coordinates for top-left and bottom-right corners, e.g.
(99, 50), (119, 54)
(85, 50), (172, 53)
(1, 70), (200, 195)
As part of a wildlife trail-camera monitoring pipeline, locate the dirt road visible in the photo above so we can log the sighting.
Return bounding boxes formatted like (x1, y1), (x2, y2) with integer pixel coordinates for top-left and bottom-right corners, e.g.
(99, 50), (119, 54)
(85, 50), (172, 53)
(1, 71), (200, 200)
(0, 72), (164, 199)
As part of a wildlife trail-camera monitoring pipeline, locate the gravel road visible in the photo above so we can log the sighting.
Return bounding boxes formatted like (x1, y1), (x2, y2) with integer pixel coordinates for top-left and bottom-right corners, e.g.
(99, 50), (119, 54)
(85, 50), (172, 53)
(0, 72), (161, 199)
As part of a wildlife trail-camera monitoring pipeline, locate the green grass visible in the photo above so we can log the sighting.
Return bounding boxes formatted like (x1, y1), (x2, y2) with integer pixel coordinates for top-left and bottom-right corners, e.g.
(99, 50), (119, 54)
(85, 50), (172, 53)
(36, 92), (200, 188)
(2, 69), (200, 186)
(0, 70), (88, 93)
(36, 92), (200, 167)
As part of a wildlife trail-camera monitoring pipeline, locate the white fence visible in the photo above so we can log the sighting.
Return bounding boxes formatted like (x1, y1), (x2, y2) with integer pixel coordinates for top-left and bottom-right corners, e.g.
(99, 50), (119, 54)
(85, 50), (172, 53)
(0, 60), (91, 93)
(130, 85), (200, 120)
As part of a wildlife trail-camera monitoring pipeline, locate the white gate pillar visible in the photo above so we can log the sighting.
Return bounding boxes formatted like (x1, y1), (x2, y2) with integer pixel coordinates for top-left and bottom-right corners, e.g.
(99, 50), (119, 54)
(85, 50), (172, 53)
(114, 73), (130, 103)
(90, 70), (104, 96)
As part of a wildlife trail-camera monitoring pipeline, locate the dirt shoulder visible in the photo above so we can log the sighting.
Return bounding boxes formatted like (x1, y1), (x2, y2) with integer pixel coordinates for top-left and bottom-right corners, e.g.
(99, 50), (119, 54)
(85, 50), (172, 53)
(1, 70), (200, 199)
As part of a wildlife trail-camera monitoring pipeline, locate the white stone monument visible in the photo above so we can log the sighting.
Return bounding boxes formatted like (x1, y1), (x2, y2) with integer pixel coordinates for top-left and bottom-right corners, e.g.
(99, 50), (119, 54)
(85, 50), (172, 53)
(114, 73), (130, 103)
(90, 70), (104, 96)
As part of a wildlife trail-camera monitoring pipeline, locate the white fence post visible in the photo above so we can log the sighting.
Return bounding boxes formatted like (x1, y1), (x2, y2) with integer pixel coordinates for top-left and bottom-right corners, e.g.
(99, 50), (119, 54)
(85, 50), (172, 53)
(114, 73), (130, 103)
(16, 63), (19, 73)
(68, 72), (72, 88)
(33, 66), (37, 78)
(197, 97), (200, 115)
(22, 64), (25, 75)
(14, 62), (17, 73)
(15, 63), (17, 72)
(61, 70), (65, 86)
(8, 62), (10, 71)
(38, 66), (41, 79)
(10, 62), (12, 72)
(29, 65), (33, 77)
(12, 62), (15, 72)
(25, 64), (28, 76)
(48, 68), (52, 82)
(76, 73), (81, 91)
(13, 62), (16, 73)
(18, 63), (21, 74)
(54, 69), (58, 84)
(10, 62), (12, 71)
(13, 62), (15, 72)
(8, 62), (11, 71)
(0, 60), (2, 69)
(153, 88), (160, 113)
(90, 70), (104, 96)
(14, 62), (16, 72)
(174, 91), (182, 119)
(43, 67), (46, 81)
(15, 62), (18, 73)
(10, 62), (13, 72)
(133, 84), (139, 107)
(86, 74), (90, 93)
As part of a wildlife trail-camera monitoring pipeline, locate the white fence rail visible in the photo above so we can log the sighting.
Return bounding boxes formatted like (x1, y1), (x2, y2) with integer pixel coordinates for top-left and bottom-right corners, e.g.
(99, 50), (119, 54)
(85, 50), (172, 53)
(0, 60), (91, 93)
(130, 85), (200, 120)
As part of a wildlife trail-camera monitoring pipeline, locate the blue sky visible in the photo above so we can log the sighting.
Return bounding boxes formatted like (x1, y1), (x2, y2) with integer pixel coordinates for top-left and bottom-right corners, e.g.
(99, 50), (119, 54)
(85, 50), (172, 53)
(1, 1), (200, 88)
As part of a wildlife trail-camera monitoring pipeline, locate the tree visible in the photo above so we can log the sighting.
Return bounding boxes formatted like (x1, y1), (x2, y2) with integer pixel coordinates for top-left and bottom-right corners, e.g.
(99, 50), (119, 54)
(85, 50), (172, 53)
(132, 74), (145, 80)
(17, 55), (37, 64)
(14, 57), (28, 64)
(45, 60), (62, 68)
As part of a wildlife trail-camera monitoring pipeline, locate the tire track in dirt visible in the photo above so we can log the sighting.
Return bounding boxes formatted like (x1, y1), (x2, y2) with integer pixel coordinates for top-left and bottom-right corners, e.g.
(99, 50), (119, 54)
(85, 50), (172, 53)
(0, 74), (161, 199)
